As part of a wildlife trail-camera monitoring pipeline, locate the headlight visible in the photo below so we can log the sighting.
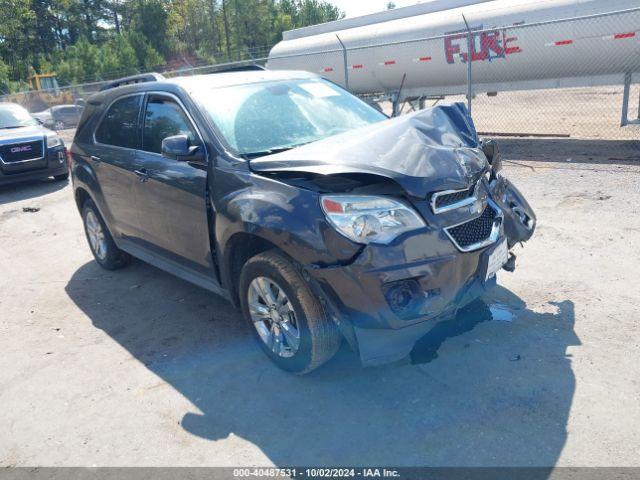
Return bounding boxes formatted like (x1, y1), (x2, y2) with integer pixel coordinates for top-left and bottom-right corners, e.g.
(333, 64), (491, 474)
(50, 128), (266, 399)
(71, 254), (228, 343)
(46, 135), (62, 148)
(321, 195), (426, 244)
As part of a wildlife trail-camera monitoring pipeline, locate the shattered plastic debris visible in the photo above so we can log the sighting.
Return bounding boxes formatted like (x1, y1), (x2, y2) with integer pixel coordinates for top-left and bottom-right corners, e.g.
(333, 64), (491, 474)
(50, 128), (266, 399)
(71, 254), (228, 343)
(489, 303), (514, 322)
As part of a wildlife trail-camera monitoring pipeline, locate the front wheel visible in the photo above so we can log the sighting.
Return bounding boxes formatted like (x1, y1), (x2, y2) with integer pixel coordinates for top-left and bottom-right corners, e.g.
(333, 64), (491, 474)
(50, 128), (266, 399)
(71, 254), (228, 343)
(239, 250), (341, 374)
(54, 120), (65, 131)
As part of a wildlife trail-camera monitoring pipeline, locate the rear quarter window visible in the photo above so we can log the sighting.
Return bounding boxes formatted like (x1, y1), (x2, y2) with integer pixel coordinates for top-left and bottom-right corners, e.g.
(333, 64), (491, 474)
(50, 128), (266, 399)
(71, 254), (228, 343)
(95, 95), (143, 149)
(73, 104), (99, 143)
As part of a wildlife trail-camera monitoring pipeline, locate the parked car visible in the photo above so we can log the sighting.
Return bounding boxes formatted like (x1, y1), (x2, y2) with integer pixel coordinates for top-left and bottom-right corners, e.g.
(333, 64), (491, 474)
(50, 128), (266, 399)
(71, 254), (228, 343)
(0, 102), (68, 186)
(69, 70), (536, 374)
(33, 104), (84, 130)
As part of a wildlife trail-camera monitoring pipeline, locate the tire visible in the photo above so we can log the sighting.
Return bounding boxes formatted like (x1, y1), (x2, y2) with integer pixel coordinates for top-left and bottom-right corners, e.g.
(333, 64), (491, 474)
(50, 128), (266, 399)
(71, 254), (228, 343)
(53, 172), (69, 181)
(81, 199), (131, 270)
(54, 120), (65, 131)
(239, 250), (341, 374)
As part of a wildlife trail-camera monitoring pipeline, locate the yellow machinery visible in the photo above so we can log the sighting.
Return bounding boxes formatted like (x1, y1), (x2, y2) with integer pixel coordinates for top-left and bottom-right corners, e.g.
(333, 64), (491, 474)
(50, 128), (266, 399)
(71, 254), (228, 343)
(4, 73), (75, 113)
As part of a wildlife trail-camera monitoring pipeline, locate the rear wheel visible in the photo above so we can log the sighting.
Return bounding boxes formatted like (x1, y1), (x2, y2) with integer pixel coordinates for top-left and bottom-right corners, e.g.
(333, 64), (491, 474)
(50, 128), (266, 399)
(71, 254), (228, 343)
(239, 250), (341, 374)
(82, 199), (131, 270)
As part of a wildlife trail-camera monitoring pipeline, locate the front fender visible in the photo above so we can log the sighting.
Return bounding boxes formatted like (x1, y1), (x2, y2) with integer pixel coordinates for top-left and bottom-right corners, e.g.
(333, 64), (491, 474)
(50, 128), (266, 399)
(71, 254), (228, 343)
(214, 170), (361, 267)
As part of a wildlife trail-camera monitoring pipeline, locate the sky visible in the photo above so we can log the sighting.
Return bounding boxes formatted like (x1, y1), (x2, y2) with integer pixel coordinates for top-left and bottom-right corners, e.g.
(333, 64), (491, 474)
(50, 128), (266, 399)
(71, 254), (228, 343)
(329, 0), (423, 18)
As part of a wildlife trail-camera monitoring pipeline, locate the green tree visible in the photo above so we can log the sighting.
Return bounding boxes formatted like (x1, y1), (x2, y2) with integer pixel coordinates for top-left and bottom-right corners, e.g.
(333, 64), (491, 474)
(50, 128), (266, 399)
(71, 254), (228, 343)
(0, 0), (36, 81)
(101, 34), (139, 77)
(54, 38), (102, 83)
(0, 58), (11, 93)
(125, 30), (164, 71)
(123, 0), (170, 56)
(0, 0), (344, 88)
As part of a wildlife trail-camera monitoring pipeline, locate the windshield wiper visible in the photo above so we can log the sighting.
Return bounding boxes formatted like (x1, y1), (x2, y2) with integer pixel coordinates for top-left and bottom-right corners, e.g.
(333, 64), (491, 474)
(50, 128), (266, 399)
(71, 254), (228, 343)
(0, 125), (25, 130)
(243, 141), (316, 159)
(242, 146), (296, 159)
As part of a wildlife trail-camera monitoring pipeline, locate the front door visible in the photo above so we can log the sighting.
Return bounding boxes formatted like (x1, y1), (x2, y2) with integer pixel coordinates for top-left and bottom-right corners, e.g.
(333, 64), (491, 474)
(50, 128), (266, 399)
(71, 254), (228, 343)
(133, 93), (214, 277)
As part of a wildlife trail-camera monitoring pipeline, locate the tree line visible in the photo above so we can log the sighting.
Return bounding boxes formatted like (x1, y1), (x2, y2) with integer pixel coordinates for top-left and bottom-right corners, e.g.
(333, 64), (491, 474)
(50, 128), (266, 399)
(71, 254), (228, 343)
(0, 0), (343, 93)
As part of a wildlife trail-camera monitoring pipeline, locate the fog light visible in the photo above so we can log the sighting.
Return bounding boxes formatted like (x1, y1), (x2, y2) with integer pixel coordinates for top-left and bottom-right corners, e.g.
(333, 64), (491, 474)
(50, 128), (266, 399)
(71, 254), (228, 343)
(384, 279), (422, 319)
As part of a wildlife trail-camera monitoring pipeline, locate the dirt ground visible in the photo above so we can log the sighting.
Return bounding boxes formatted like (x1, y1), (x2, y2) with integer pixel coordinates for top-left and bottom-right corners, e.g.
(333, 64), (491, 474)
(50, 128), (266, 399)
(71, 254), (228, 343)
(0, 133), (639, 467)
(458, 85), (640, 140)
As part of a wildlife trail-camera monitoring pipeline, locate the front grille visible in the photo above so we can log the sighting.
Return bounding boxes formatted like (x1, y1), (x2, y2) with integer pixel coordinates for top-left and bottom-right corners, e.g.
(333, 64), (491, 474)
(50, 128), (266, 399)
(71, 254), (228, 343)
(446, 205), (497, 249)
(0, 140), (43, 163)
(434, 186), (475, 210)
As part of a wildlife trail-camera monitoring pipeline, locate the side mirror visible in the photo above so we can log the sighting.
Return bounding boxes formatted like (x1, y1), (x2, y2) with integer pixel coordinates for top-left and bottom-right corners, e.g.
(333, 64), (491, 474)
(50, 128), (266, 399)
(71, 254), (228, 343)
(161, 134), (203, 162)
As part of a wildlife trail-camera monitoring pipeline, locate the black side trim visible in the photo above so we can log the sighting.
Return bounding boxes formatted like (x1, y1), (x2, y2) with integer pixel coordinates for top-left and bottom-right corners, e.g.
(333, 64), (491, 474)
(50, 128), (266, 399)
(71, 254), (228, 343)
(118, 239), (230, 300)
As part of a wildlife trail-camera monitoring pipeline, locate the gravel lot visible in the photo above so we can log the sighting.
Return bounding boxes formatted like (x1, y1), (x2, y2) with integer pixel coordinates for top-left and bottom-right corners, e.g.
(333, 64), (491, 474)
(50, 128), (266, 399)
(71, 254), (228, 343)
(0, 132), (639, 467)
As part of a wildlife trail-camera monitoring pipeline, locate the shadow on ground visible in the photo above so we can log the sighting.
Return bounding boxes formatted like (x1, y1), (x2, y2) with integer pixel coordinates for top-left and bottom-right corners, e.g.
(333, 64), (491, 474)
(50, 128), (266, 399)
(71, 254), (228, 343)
(65, 260), (579, 468)
(0, 177), (68, 205)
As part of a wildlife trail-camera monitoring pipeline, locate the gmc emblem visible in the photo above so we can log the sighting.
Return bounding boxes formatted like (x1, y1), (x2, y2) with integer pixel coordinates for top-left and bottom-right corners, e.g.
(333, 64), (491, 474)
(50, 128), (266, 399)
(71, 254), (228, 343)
(10, 145), (32, 153)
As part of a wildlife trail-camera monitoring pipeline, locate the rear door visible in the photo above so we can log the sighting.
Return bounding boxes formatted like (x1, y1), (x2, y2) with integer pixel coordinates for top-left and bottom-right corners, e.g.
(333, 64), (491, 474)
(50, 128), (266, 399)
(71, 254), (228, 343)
(90, 94), (144, 240)
(133, 93), (214, 276)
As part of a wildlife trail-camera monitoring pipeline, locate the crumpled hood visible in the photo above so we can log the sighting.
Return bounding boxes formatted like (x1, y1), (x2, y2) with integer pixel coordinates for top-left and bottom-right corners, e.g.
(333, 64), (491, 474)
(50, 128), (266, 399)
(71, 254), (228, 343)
(0, 125), (52, 143)
(249, 103), (487, 198)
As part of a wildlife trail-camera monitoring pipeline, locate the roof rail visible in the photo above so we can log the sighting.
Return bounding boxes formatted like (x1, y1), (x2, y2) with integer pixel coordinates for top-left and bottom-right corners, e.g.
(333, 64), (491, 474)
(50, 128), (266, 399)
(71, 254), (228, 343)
(99, 72), (165, 92)
(211, 64), (265, 74)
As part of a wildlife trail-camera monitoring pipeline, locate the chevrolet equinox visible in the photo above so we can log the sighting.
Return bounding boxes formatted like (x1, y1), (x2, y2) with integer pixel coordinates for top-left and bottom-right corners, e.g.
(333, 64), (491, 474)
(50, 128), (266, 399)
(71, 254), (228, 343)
(69, 70), (536, 374)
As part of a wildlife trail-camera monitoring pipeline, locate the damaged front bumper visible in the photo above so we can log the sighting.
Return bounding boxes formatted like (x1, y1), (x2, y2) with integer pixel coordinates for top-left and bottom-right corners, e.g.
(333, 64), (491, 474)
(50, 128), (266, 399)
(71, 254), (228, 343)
(305, 178), (536, 366)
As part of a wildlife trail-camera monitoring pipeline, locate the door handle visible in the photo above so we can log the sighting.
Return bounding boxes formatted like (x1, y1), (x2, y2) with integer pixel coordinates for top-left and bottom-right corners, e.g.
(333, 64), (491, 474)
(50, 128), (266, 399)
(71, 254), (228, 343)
(134, 169), (150, 182)
(90, 155), (101, 164)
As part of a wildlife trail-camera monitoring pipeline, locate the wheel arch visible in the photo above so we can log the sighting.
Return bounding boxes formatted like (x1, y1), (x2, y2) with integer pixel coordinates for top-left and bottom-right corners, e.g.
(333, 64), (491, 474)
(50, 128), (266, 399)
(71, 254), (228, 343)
(222, 232), (283, 308)
(74, 186), (92, 212)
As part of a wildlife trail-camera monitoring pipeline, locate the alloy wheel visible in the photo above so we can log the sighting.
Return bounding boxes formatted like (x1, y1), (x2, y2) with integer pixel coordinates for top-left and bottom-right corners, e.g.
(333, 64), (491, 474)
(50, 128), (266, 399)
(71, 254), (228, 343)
(247, 276), (300, 358)
(85, 210), (107, 261)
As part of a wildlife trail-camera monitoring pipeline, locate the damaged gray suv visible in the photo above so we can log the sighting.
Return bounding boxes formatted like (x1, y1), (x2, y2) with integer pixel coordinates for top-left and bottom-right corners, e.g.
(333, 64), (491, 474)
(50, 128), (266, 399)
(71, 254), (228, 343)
(69, 70), (535, 374)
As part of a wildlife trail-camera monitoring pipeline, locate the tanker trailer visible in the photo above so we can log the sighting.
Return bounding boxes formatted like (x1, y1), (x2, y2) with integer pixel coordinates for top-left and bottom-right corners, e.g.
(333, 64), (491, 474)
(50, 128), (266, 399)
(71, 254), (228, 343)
(267, 0), (640, 124)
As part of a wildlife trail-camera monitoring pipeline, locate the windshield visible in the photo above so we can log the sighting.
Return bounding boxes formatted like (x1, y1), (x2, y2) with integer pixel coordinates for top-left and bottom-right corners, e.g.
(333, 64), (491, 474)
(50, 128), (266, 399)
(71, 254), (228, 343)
(39, 76), (60, 91)
(193, 78), (386, 157)
(0, 103), (39, 129)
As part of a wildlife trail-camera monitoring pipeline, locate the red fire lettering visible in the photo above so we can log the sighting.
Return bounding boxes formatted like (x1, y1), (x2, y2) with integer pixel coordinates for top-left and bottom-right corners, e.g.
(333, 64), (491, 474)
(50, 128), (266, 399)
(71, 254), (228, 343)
(445, 28), (521, 64)
(481, 31), (504, 58)
(445, 34), (465, 64)
(503, 33), (521, 54)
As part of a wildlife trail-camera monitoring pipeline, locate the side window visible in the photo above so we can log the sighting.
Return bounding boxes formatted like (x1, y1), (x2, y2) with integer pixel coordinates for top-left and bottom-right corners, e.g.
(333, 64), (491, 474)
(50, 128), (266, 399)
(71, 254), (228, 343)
(95, 95), (142, 149)
(142, 96), (197, 155)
